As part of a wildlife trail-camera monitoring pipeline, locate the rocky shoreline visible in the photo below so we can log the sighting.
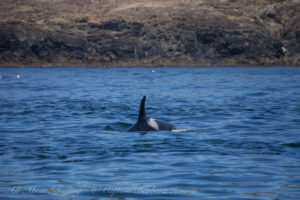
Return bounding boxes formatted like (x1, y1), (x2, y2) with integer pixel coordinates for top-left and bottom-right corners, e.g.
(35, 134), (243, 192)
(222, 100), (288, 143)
(0, 0), (299, 67)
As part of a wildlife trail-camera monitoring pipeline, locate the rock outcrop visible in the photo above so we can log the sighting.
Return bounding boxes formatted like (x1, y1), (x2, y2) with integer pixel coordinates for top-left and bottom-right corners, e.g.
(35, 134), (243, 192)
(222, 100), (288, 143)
(0, 0), (299, 66)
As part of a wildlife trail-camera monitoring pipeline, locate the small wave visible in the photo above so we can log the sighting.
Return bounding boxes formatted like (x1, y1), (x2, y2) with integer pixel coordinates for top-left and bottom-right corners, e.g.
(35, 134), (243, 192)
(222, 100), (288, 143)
(83, 124), (102, 129)
(172, 128), (205, 133)
(172, 128), (205, 132)
(248, 91), (268, 97)
(103, 125), (115, 131)
(172, 129), (192, 132)
(103, 122), (132, 131)
(285, 142), (300, 148)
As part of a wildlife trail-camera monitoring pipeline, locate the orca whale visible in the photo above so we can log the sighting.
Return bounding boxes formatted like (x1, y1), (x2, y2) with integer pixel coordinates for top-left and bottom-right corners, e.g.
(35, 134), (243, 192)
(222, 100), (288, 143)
(127, 96), (176, 132)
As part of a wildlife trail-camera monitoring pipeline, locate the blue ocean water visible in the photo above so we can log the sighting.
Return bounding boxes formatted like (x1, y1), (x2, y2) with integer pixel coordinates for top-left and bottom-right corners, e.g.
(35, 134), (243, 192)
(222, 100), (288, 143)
(0, 66), (300, 200)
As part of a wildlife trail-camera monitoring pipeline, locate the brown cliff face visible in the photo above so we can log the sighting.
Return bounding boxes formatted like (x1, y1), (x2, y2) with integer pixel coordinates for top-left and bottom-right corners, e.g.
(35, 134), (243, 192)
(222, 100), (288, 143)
(0, 0), (299, 66)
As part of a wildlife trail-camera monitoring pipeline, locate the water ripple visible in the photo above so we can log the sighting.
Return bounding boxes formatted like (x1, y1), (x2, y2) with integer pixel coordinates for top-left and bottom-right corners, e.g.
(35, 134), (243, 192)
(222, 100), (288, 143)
(0, 67), (300, 199)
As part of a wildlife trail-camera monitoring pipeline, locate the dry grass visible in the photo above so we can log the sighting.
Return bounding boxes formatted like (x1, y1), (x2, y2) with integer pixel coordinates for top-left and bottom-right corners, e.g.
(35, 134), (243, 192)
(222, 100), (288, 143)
(0, 0), (297, 31)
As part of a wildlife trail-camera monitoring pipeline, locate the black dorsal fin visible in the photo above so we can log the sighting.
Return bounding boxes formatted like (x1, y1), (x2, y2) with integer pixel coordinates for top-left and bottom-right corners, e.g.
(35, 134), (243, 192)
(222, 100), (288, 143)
(138, 96), (147, 122)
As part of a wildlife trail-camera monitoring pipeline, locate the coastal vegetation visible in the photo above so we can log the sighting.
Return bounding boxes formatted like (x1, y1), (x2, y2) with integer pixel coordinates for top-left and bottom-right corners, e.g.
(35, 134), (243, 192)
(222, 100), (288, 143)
(0, 0), (299, 66)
